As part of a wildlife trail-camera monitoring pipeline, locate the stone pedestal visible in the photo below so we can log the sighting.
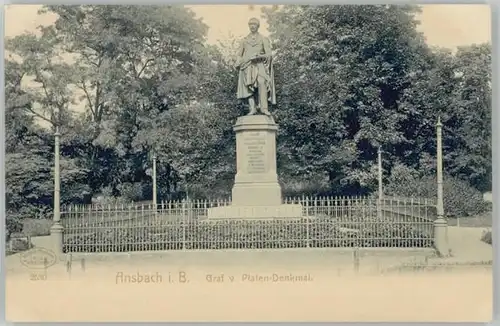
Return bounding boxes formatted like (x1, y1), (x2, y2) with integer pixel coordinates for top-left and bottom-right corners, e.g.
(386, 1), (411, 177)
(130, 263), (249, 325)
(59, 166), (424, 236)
(207, 115), (302, 219)
(50, 222), (64, 255)
(232, 115), (281, 205)
(433, 218), (449, 257)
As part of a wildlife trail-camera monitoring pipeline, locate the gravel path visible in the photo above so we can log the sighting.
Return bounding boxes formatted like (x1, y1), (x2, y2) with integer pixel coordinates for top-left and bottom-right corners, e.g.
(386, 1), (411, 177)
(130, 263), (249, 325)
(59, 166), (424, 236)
(446, 226), (492, 261)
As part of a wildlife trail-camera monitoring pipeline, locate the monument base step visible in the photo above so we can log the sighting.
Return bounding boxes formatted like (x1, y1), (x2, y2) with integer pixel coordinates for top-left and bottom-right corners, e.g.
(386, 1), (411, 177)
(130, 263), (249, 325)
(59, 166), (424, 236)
(206, 204), (303, 220)
(231, 182), (282, 206)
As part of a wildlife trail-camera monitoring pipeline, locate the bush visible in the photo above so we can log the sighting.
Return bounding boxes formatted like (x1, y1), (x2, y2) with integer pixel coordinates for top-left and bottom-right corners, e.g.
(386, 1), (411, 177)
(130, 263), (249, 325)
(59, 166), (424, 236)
(281, 174), (330, 197)
(481, 230), (492, 245)
(6, 213), (23, 242)
(91, 194), (134, 207)
(386, 164), (489, 217)
(117, 182), (146, 202)
(6, 206), (53, 242)
(63, 217), (433, 253)
(22, 218), (54, 237)
(6, 238), (32, 255)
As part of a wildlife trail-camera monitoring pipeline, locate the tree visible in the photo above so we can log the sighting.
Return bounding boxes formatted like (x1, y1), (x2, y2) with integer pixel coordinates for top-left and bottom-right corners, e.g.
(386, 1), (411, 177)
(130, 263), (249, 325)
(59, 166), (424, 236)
(133, 101), (236, 199)
(5, 5), (492, 212)
(399, 43), (492, 191)
(5, 25), (92, 222)
(5, 27), (76, 130)
(37, 5), (212, 197)
(4, 60), (36, 153)
(263, 5), (429, 195)
(450, 44), (491, 191)
(398, 47), (457, 172)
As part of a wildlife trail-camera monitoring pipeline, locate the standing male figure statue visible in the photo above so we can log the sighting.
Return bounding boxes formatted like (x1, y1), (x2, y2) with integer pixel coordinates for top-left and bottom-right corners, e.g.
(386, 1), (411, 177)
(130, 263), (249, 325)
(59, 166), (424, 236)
(236, 17), (276, 116)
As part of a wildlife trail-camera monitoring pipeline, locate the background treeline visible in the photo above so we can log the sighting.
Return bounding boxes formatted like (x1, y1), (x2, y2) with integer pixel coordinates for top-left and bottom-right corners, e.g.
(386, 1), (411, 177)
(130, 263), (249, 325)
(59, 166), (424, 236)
(5, 5), (491, 231)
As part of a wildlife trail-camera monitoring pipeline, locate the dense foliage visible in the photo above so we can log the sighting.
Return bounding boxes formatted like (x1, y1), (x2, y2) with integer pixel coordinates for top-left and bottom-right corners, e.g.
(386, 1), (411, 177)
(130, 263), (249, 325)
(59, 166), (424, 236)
(481, 230), (492, 245)
(5, 5), (491, 236)
(385, 164), (490, 217)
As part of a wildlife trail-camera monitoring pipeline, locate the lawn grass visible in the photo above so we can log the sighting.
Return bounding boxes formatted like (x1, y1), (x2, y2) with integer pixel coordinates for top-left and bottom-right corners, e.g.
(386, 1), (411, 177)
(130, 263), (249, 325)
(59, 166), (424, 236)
(9, 218), (54, 238)
(447, 211), (492, 228)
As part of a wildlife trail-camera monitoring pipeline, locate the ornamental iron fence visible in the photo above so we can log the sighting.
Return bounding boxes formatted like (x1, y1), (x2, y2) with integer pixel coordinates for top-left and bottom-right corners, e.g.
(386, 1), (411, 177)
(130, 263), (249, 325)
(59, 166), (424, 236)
(61, 196), (436, 253)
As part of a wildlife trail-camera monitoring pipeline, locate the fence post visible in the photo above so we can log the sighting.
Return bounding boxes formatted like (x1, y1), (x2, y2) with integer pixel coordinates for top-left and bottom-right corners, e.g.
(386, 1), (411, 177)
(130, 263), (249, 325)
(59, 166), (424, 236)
(152, 153), (157, 217)
(304, 196), (310, 247)
(182, 198), (187, 250)
(353, 246), (360, 273)
(50, 127), (64, 256)
(434, 117), (449, 257)
(377, 146), (383, 219)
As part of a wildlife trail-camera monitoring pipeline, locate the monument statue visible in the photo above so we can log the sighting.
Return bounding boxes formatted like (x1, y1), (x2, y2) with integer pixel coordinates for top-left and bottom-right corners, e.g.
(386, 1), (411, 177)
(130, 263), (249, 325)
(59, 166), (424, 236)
(235, 17), (276, 116)
(207, 19), (303, 220)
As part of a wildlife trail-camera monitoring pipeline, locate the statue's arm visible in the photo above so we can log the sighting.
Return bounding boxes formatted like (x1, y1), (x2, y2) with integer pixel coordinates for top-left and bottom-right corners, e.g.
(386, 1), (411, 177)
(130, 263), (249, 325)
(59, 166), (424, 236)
(235, 40), (245, 68)
(263, 37), (273, 60)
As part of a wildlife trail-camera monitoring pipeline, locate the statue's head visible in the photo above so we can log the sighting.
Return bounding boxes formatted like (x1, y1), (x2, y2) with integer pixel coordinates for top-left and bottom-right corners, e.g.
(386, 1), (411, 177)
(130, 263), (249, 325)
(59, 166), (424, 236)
(248, 17), (260, 33)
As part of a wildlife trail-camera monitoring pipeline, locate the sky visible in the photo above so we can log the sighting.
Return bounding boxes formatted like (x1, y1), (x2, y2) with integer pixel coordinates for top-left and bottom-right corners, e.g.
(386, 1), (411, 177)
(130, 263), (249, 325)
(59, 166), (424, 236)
(4, 4), (492, 49)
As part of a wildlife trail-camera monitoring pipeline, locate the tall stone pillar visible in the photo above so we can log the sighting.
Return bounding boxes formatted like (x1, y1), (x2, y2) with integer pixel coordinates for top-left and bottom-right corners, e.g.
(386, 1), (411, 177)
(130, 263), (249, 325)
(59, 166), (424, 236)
(50, 127), (64, 255)
(434, 117), (449, 256)
(231, 115), (281, 206)
(207, 115), (302, 219)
